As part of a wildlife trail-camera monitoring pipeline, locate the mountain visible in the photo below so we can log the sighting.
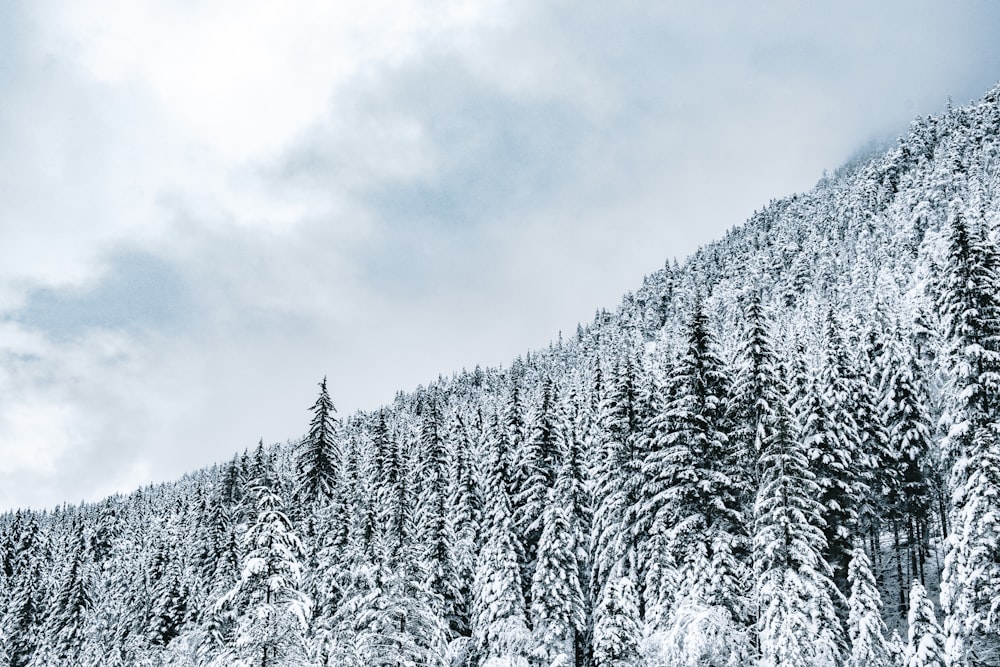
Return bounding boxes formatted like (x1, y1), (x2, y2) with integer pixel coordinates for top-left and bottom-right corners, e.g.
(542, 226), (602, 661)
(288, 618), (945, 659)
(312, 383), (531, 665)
(2, 84), (999, 666)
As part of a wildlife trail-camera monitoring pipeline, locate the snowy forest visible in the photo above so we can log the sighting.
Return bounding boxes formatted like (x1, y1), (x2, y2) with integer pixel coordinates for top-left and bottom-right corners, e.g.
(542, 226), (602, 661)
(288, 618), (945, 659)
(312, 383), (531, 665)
(2, 84), (1000, 666)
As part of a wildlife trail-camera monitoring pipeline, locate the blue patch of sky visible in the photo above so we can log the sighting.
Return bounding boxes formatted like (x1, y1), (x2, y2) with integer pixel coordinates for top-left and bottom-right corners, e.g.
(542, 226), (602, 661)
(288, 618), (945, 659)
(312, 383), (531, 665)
(363, 64), (591, 229)
(14, 251), (196, 339)
(0, 3), (24, 80)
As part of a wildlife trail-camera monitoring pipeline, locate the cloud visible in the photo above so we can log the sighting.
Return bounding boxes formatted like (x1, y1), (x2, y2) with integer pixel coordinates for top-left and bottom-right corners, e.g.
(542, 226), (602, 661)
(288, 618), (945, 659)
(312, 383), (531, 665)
(2, 0), (1000, 509)
(15, 251), (196, 339)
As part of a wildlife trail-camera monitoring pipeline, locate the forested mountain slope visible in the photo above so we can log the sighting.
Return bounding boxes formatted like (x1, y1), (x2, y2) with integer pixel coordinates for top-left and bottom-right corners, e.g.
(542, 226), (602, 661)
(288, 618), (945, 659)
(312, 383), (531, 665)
(2, 84), (999, 667)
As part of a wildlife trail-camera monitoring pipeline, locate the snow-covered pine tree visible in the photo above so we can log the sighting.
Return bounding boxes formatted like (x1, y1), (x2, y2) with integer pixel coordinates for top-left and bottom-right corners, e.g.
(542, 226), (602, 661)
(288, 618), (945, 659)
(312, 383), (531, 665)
(297, 376), (340, 505)
(754, 366), (842, 667)
(590, 355), (637, 608)
(942, 424), (1000, 667)
(416, 397), (459, 626)
(372, 409), (407, 569)
(529, 464), (586, 667)
(446, 411), (480, 637)
(729, 290), (778, 499)
(879, 337), (935, 612)
(348, 565), (450, 667)
(937, 205), (1000, 667)
(473, 414), (531, 665)
(907, 580), (946, 667)
(1, 514), (45, 667)
(33, 523), (91, 667)
(592, 563), (640, 667)
(517, 374), (561, 597)
(800, 310), (870, 596)
(561, 385), (595, 657)
(846, 546), (893, 667)
(215, 477), (311, 667)
(639, 303), (747, 645)
(852, 325), (890, 553)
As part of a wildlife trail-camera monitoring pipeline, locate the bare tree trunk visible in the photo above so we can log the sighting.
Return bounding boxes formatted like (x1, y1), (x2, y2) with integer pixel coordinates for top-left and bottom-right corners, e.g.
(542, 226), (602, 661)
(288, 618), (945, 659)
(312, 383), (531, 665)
(893, 520), (906, 617)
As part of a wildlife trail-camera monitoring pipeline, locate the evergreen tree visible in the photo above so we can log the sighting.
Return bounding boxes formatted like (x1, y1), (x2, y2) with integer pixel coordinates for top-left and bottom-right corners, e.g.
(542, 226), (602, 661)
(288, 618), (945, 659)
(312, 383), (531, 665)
(880, 342), (935, 610)
(216, 479), (311, 667)
(800, 311), (870, 594)
(592, 565), (640, 667)
(590, 356), (636, 602)
(906, 581), (946, 667)
(754, 376), (842, 667)
(529, 468), (586, 667)
(473, 415), (530, 665)
(846, 546), (892, 667)
(372, 409), (407, 568)
(517, 374), (561, 588)
(346, 567), (449, 667)
(729, 290), (778, 497)
(3, 556), (43, 667)
(639, 304), (746, 633)
(297, 376), (340, 504)
(35, 526), (91, 667)
(937, 207), (1000, 666)
(446, 411), (480, 637)
(415, 398), (458, 625)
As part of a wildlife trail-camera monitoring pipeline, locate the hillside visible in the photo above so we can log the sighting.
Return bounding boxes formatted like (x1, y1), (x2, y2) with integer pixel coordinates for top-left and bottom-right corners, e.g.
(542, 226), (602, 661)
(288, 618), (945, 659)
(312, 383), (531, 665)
(1, 84), (999, 666)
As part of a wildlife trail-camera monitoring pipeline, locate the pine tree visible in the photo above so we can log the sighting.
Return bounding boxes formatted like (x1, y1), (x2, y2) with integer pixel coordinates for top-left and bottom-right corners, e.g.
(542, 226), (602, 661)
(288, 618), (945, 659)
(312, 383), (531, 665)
(3, 556), (44, 667)
(297, 376), (340, 504)
(149, 557), (188, 647)
(936, 207), (1000, 667)
(216, 479), (311, 667)
(35, 525), (91, 667)
(446, 411), (480, 637)
(415, 398), (458, 625)
(906, 581), (946, 667)
(880, 342), (935, 611)
(473, 415), (530, 665)
(529, 469), (586, 667)
(590, 356), (636, 603)
(592, 565), (640, 667)
(348, 566), (449, 667)
(846, 546), (892, 667)
(639, 304), (746, 634)
(800, 311), (870, 594)
(517, 374), (561, 588)
(729, 290), (777, 498)
(372, 409), (407, 568)
(754, 374), (842, 667)
(941, 424), (1000, 666)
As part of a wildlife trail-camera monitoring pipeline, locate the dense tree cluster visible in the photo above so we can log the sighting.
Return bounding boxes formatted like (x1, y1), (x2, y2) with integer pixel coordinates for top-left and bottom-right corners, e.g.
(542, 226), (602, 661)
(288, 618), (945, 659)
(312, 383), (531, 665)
(2, 85), (1000, 666)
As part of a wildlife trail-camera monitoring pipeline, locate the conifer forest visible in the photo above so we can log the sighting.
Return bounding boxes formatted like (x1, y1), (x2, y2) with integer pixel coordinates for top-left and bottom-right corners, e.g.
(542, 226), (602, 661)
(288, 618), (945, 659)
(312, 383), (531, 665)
(3, 84), (1000, 666)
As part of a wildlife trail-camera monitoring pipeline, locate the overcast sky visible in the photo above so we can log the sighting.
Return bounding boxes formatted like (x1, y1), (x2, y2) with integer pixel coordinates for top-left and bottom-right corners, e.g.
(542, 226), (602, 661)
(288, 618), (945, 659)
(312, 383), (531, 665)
(2, 0), (999, 510)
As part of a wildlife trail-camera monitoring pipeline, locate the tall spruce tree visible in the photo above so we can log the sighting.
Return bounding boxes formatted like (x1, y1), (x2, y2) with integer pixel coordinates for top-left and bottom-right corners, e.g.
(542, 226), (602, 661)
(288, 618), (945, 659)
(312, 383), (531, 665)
(216, 478), (311, 667)
(592, 563), (640, 667)
(907, 581), (946, 667)
(846, 546), (893, 667)
(473, 414), (530, 665)
(639, 303), (745, 638)
(529, 464), (586, 667)
(754, 369), (842, 667)
(446, 411), (480, 637)
(517, 374), (561, 589)
(297, 377), (340, 504)
(416, 398), (459, 627)
(800, 311), (870, 595)
(937, 207), (1000, 667)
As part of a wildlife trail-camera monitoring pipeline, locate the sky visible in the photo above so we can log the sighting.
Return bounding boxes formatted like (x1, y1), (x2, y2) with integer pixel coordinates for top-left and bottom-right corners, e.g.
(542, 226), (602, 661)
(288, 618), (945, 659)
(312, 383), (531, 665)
(2, 0), (1000, 511)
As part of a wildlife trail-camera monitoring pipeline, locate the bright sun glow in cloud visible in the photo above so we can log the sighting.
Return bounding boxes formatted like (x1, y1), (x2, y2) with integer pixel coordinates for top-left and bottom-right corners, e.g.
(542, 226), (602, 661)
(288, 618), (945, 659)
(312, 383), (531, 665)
(2, 0), (1000, 510)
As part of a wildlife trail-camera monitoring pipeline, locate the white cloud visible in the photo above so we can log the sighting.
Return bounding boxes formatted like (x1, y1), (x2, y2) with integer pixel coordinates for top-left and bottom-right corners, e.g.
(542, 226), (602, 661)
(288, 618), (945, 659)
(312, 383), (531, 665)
(2, 0), (1000, 509)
